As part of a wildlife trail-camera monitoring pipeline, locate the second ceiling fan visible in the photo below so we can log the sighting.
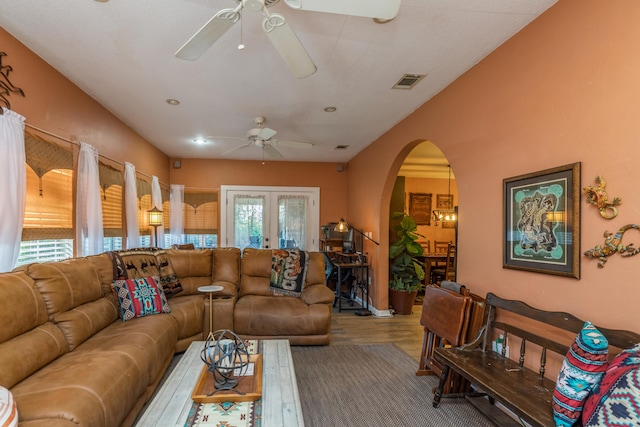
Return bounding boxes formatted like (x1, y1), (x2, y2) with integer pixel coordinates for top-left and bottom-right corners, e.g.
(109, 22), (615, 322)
(221, 116), (313, 159)
(175, 0), (401, 78)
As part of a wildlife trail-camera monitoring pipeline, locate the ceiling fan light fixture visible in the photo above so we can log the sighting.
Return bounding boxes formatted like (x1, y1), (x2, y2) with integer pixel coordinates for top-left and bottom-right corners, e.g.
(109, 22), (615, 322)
(243, 0), (265, 12)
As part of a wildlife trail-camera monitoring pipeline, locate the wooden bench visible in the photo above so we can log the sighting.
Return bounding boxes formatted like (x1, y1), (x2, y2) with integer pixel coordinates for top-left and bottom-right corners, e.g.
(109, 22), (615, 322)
(432, 292), (640, 427)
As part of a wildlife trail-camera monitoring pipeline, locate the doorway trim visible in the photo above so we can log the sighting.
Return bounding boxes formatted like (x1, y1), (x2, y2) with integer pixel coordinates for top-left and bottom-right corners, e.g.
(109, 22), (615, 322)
(220, 185), (320, 250)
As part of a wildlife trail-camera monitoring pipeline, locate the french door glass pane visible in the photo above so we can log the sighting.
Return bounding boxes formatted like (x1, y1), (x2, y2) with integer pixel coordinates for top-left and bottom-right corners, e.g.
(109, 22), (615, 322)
(234, 195), (265, 249)
(278, 195), (308, 249)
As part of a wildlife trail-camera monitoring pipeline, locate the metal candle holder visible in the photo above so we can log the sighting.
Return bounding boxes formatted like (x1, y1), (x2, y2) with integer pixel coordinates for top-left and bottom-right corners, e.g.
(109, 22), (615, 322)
(200, 329), (250, 394)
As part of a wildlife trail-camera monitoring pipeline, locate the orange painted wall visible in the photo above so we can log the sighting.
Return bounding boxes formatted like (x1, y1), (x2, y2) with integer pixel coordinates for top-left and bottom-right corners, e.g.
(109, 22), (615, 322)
(404, 177), (458, 245)
(170, 158), (348, 229)
(349, 0), (640, 335)
(1, 28), (169, 182)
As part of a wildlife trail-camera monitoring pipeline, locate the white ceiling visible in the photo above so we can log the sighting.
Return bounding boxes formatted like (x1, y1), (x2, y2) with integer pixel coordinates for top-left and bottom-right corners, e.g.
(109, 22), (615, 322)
(0, 0), (556, 169)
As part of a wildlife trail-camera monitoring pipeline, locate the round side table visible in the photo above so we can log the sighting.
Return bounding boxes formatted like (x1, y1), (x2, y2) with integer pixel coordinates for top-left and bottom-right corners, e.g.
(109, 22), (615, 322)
(198, 285), (224, 339)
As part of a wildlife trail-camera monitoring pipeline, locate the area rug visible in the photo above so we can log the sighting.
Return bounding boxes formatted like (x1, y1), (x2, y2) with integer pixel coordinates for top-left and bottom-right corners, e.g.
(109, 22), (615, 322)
(291, 344), (495, 427)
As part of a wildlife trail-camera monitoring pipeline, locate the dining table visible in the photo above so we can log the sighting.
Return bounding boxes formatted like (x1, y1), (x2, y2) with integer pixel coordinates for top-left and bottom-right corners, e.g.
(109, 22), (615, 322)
(419, 253), (449, 285)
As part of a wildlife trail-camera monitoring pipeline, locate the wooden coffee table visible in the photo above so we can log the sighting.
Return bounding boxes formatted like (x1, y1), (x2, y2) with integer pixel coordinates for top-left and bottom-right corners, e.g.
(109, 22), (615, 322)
(135, 339), (305, 426)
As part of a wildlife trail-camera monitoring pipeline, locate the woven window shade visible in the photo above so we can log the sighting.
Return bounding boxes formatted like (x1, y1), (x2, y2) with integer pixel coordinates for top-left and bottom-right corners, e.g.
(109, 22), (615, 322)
(22, 134), (74, 241)
(136, 177), (151, 199)
(99, 162), (123, 238)
(184, 190), (218, 234)
(23, 168), (73, 240)
(162, 199), (171, 230)
(25, 133), (73, 179)
(138, 194), (152, 236)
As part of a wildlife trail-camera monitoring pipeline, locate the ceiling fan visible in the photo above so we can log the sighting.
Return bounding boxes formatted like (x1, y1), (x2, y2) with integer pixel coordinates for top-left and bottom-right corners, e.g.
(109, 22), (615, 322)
(221, 116), (313, 159)
(175, 0), (401, 78)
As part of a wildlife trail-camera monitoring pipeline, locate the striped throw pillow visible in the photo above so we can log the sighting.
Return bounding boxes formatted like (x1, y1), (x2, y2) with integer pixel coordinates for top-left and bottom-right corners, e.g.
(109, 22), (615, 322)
(0, 386), (18, 427)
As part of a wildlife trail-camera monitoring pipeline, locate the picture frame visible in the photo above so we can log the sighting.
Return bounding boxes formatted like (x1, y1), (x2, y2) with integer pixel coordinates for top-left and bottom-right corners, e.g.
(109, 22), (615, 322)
(408, 192), (432, 226)
(503, 162), (581, 279)
(436, 194), (454, 209)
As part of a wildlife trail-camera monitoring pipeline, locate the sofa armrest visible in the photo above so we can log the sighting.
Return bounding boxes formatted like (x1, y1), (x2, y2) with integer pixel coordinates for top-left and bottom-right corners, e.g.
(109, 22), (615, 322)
(301, 284), (335, 305)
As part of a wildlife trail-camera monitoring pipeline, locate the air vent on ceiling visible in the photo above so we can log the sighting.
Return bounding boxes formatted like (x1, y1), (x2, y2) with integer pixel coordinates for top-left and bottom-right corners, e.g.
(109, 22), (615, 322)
(392, 73), (425, 90)
(335, 145), (350, 150)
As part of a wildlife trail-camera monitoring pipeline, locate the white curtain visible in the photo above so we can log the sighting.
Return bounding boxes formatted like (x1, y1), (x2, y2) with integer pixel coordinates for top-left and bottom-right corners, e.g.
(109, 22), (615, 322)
(170, 184), (184, 245)
(124, 162), (139, 248)
(0, 108), (26, 272)
(151, 176), (165, 248)
(76, 142), (104, 256)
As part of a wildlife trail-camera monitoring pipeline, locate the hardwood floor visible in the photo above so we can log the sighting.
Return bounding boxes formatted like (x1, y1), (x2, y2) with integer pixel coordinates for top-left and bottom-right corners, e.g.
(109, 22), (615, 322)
(329, 304), (424, 362)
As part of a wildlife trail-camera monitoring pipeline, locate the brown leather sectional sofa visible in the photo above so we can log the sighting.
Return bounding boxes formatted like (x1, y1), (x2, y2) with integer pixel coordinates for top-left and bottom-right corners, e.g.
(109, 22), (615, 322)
(0, 247), (333, 426)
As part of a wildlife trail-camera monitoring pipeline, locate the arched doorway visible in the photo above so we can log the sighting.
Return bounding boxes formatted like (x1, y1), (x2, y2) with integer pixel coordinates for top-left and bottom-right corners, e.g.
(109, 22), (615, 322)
(390, 141), (458, 308)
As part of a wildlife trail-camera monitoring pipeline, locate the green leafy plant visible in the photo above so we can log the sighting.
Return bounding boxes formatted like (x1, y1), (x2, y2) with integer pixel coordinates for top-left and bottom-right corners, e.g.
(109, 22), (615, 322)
(389, 213), (425, 292)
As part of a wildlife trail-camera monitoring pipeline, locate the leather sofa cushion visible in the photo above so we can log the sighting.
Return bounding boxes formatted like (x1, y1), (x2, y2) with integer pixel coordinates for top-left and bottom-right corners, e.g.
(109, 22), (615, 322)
(165, 249), (213, 289)
(25, 259), (118, 351)
(234, 295), (331, 337)
(11, 347), (147, 426)
(71, 313), (178, 386)
(27, 259), (103, 316)
(0, 323), (67, 389)
(0, 271), (68, 388)
(213, 247), (241, 287)
(240, 248), (276, 297)
(167, 294), (205, 341)
(0, 272), (48, 344)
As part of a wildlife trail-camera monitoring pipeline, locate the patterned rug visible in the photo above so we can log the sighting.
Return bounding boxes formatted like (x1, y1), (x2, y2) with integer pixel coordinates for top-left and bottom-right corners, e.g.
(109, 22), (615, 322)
(291, 344), (496, 427)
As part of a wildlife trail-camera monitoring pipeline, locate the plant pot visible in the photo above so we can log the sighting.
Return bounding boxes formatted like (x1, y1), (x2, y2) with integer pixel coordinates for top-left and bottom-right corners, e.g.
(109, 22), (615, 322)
(389, 288), (418, 315)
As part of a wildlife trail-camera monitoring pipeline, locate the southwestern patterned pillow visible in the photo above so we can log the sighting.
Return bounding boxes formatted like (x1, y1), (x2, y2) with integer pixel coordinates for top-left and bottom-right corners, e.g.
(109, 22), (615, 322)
(552, 322), (609, 427)
(112, 276), (171, 322)
(583, 343), (640, 426)
(109, 248), (183, 297)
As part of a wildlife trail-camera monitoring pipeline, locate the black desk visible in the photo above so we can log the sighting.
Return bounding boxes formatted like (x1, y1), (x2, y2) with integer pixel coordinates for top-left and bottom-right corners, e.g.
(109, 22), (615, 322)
(333, 261), (370, 314)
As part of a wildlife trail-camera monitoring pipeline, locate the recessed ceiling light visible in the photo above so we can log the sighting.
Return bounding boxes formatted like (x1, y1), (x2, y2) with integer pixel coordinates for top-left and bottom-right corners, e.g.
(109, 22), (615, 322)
(324, 106), (337, 112)
(193, 138), (207, 145)
(373, 18), (394, 24)
(166, 99), (180, 106)
(335, 145), (349, 150)
(94, 0), (109, 3)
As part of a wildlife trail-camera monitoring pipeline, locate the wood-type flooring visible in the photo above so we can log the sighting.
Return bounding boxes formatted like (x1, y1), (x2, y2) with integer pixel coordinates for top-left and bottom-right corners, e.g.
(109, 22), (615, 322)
(329, 305), (424, 362)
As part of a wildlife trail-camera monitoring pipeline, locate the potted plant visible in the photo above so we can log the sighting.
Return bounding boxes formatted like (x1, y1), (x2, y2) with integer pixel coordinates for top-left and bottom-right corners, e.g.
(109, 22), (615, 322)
(389, 213), (425, 314)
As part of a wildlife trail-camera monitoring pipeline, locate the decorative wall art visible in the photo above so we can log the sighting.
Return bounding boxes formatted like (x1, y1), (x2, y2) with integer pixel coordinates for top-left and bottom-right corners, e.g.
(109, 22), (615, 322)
(0, 52), (26, 110)
(408, 193), (432, 226)
(583, 175), (621, 219)
(583, 224), (640, 268)
(436, 194), (454, 210)
(503, 162), (581, 278)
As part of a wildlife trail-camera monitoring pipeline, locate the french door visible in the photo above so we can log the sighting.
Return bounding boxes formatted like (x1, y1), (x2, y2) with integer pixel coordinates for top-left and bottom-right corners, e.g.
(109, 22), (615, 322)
(220, 186), (319, 251)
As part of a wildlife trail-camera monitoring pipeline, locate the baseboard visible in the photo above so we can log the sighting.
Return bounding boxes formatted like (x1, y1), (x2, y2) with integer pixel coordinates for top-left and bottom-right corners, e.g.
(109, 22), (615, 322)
(349, 295), (393, 318)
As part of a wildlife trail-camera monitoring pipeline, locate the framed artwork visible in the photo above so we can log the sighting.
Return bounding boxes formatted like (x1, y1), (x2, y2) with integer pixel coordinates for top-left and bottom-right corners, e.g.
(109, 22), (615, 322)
(436, 194), (454, 209)
(503, 162), (581, 279)
(408, 192), (432, 226)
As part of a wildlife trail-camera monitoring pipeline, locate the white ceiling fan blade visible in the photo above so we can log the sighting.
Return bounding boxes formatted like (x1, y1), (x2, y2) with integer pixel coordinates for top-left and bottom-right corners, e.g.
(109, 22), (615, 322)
(175, 8), (241, 60)
(263, 144), (284, 159)
(283, 0), (401, 20)
(222, 142), (254, 156)
(263, 14), (317, 79)
(257, 126), (277, 141)
(276, 139), (313, 149)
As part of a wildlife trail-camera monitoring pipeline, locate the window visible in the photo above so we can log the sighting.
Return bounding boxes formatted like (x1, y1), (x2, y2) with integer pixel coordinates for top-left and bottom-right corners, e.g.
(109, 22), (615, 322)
(18, 133), (74, 265)
(137, 177), (152, 247)
(183, 190), (218, 248)
(99, 162), (123, 252)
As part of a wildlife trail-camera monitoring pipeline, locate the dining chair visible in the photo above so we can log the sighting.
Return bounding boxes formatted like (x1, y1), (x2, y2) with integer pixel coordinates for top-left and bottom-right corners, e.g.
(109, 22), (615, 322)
(433, 240), (450, 253)
(430, 243), (456, 285)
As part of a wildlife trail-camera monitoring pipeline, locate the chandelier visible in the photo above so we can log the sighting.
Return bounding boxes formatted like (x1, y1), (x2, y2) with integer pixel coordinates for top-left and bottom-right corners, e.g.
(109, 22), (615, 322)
(432, 165), (457, 223)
